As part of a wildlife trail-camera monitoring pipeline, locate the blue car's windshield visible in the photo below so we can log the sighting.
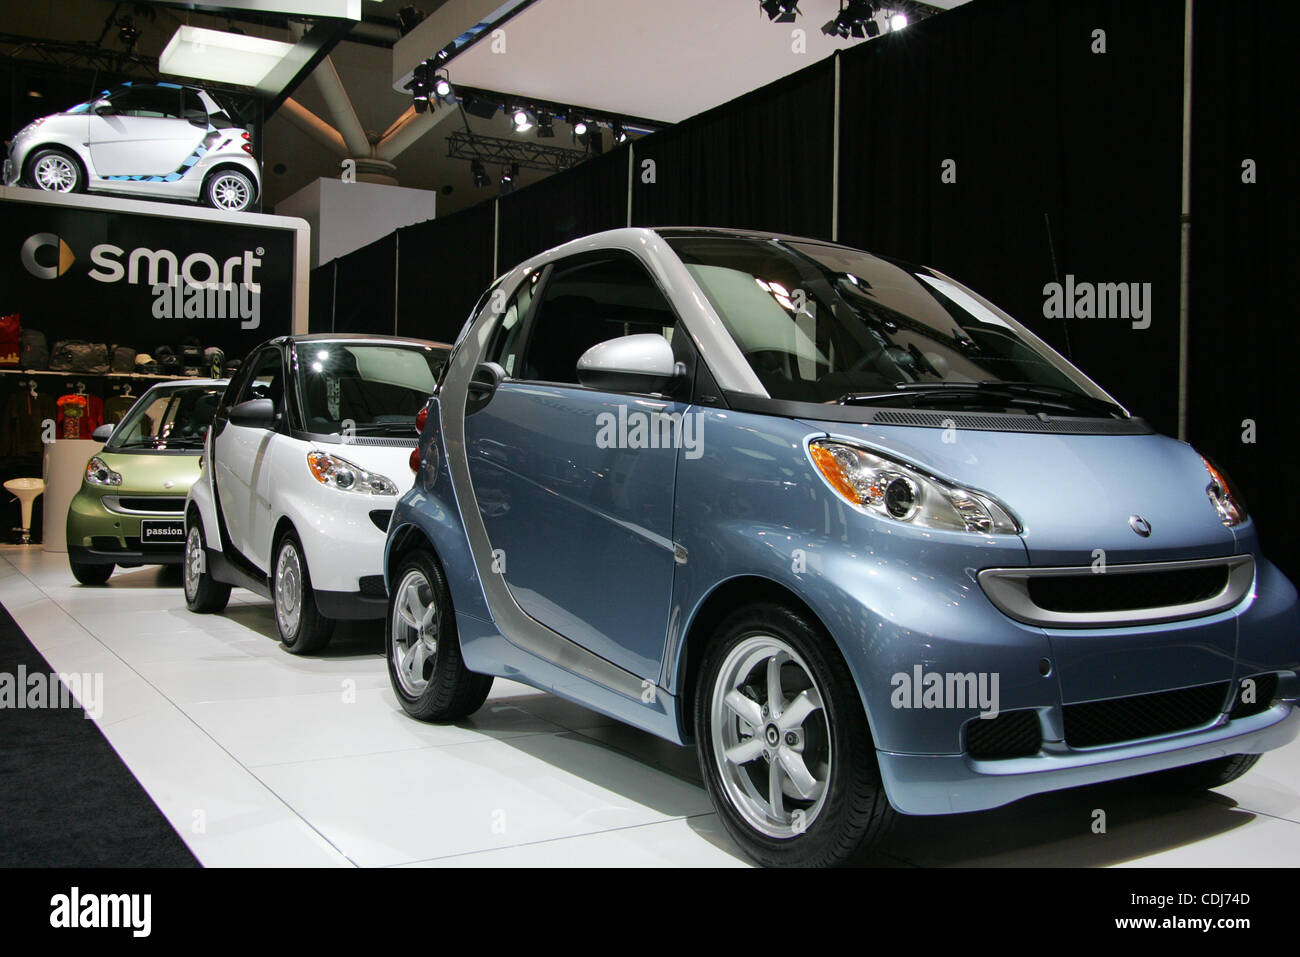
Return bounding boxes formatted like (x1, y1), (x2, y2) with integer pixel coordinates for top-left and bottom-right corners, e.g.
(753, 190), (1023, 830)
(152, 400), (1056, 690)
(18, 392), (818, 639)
(665, 234), (1122, 416)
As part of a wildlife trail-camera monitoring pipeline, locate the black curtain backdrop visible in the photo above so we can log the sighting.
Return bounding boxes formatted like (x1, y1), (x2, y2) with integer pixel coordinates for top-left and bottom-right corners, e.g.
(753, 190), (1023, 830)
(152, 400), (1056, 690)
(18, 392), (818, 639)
(330, 232), (396, 336)
(1187, 0), (1300, 580)
(497, 144), (631, 272)
(308, 259), (336, 334)
(837, 0), (1185, 436)
(632, 57), (836, 238)
(395, 200), (497, 344)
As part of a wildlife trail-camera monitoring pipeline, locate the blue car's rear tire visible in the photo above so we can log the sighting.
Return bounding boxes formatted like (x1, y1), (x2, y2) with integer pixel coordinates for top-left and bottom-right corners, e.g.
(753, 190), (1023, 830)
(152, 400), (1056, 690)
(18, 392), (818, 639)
(695, 602), (895, 867)
(387, 548), (492, 721)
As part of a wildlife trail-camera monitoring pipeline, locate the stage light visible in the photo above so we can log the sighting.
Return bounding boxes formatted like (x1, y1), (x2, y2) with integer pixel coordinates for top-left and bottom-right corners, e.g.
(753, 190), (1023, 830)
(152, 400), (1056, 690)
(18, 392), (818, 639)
(890, 12), (908, 30)
(413, 96), (428, 114)
(463, 95), (499, 119)
(397, 5), (425, 37)
(613, 120), (628, 144)
(471, 159), (490, 188)
(512, 108), (533, 133)
(537, 113), (555, 138)
(433, 74), (452, 98)
(573, 119), (588, 136)
(760, 0), (800, 23)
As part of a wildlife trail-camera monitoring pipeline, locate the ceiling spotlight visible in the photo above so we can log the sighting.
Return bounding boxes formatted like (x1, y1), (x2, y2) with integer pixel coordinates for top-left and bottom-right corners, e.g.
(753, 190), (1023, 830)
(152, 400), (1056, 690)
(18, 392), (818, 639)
(573, 119), (588, 136)
(889, 12), (908, 30)
(537, 114), (555, 138)
(613, 120), (628, 144)
(760, 0), (800, 23)
(501, 162), (518, 184)
(470, 159), (490, 189)
(511, 108), (533, 133)
(589, 129), (604, 155)
(117, 17), (140, 47)
(413, 96), (428, 114)
(463, 95), (499, 119)
(397, 5), (426, 37)
(433, 74), (452, 98)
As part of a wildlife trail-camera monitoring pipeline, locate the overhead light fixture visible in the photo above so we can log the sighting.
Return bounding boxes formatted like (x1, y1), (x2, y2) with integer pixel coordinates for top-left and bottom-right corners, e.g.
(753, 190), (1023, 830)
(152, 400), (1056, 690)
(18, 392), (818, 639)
(433, 73), (452, 99)
(117, 17), (140, 48)
(613, 120), (628, 144)
(760, 0), (800, 22)
(470, 159), (490, 188)
(889, 12), (908, 30)
(589, 129), (604, 155)
(573, 119), (588, 136)
(397, 5), (426, 37)
(511, 108), (533, 133)
(463, 94), (499, 119)
(159, 25), (295, 87)
(537, 113), (555, 138)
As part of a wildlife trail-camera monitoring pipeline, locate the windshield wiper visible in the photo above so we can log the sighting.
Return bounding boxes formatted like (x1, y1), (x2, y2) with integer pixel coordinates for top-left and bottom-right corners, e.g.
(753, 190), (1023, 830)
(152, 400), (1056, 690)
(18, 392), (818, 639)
(837, 381), (1125, 418)
(346, 423), (418, 435)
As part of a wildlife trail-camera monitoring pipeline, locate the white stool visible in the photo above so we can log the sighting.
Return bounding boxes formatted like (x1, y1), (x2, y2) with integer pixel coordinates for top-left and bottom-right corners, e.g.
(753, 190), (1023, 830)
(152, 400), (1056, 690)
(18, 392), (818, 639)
(5, 477), (46, 545)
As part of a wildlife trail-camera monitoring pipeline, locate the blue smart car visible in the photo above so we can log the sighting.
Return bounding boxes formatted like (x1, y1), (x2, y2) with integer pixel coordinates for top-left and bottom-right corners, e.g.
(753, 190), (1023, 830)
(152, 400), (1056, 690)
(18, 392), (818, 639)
(383, 227), (1299, 866)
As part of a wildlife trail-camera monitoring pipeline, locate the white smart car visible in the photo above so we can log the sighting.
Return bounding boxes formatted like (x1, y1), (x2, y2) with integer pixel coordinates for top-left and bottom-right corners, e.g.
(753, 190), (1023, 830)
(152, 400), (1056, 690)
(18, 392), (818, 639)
(183, 334), (450, 652)
(4, 81), (262, 212)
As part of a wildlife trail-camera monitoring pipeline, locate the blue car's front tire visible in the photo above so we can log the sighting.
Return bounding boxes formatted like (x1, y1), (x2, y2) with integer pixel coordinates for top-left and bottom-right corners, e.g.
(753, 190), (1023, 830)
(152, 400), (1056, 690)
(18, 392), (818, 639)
(695, 602), (895, 867)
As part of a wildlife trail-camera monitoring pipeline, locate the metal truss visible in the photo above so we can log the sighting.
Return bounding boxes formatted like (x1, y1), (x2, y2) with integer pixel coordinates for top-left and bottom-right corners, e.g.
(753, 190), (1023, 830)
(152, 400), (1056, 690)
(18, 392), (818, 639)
(0, 33), (159, 78)
(446, 130), (589, 174)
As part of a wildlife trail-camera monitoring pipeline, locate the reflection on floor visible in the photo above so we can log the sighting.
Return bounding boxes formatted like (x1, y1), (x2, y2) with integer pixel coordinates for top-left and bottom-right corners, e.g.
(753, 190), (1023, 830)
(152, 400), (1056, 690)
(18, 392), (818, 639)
(2, 545), (1298, 867)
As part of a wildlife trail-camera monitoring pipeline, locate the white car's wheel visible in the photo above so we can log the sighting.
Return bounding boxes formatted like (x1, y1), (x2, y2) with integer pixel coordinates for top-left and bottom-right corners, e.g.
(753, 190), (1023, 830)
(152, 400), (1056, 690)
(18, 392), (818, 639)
(273, 532), (333, 654)
(29, 148), (83, 193)
(204, 169), (255, 212)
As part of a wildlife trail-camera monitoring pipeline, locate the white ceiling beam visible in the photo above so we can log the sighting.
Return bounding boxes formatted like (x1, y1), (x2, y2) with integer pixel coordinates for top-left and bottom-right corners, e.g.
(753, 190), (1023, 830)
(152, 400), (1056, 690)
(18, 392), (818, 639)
(279, 97), (350, 157)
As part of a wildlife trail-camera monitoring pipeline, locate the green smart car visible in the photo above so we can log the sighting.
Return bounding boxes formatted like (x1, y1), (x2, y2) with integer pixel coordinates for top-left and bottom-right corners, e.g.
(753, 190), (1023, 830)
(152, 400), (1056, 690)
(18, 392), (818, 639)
(66, 379), (228, 585)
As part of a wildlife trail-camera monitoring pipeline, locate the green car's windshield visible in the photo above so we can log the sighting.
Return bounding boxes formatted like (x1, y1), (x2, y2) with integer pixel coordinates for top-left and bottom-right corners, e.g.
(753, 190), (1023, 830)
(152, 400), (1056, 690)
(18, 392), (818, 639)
(293, 343), (448, 435)
(665, 234), (1123, 416)
(107, 385), (225, 451)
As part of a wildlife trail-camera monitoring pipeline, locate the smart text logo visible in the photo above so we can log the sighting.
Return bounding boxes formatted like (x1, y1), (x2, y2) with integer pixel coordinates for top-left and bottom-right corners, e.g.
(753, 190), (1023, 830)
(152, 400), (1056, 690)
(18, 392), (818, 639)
(19, 232), (263, 292)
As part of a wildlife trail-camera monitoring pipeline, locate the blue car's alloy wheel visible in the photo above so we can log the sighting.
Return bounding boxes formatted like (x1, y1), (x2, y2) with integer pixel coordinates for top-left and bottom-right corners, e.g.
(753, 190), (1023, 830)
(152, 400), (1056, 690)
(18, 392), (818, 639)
(697, 603), (896, 867)
(386, 549), (493, 722)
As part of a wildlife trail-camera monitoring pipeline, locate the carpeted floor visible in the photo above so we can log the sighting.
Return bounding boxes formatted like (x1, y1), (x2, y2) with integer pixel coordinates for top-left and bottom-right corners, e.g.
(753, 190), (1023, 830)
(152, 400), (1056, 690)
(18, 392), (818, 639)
(0, 600), (198, 867)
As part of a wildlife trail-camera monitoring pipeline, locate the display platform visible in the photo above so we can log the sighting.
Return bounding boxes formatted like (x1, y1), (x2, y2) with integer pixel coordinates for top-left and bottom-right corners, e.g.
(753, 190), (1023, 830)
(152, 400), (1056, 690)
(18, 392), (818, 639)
(3, 545), (1298, 868)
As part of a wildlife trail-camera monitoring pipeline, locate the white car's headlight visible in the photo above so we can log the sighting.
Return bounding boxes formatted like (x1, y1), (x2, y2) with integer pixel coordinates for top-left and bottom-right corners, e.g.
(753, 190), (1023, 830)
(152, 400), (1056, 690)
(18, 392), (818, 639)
(808, 439), (1019, 534)
(85, 456), (122, 487)
(306, 450), (397, 495)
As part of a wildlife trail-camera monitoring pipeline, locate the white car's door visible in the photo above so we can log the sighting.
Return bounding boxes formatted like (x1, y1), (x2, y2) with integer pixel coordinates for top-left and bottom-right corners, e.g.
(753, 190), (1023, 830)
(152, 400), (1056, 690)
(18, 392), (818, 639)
(213, 347), (285, 567)
(87, 85), (206, 178)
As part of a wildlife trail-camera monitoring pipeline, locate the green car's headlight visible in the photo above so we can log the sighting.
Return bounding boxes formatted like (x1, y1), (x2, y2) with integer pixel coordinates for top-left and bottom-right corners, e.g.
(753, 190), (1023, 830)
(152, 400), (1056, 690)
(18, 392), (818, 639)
(85, 456), (123, 487)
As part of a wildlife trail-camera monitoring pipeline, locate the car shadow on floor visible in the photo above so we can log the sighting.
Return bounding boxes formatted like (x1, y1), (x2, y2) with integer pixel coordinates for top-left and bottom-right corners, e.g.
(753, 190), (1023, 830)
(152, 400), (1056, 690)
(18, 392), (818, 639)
(481, 689), (1261, 867)
(214, 600), (386, 658)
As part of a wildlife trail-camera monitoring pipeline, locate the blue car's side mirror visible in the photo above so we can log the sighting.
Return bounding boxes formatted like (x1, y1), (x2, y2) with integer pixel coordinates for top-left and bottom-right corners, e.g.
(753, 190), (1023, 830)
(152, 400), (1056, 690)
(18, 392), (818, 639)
(576, 334), (683, 395)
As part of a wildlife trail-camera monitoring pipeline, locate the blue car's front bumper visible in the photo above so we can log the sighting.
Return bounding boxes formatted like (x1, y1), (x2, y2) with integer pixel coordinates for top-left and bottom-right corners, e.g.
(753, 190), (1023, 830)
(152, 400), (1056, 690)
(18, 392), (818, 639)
(879, 699), (1299, 814)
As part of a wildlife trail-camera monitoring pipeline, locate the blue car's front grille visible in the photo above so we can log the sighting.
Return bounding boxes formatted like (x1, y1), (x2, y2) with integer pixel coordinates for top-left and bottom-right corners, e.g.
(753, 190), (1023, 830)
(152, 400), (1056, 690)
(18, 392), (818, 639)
(1026, 565), (1229, 614)
(1230, 673), (1280, 719)
(965, 709), (1042, 759)
(1063, 682), (1231, 749)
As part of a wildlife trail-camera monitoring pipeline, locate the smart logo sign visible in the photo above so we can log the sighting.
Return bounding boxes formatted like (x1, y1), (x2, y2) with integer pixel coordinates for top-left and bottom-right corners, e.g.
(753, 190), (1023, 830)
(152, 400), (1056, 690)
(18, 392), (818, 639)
(3, 199), (294, 353)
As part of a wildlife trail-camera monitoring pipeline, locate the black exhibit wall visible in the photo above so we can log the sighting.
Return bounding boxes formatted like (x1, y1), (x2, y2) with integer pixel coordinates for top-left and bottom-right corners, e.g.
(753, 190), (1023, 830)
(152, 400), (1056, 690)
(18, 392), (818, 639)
(837, 0), (1185, 436)
(1186, 0), (1300, 580)
(330, 232), (396, 336)
(632, 57), (836, 239)
(395, 200), (496, 344)
(497, 144), (631, 272)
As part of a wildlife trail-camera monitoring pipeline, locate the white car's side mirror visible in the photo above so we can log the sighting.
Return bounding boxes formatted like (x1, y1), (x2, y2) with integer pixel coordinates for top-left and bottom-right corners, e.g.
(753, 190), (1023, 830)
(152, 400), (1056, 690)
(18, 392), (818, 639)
(93, 99), (113, 114)
(577, 334), (683, 394)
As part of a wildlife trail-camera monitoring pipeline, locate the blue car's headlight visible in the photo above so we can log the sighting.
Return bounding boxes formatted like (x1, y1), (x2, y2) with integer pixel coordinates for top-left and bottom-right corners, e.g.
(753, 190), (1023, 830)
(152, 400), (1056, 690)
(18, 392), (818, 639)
(808, 439), (1019, 534)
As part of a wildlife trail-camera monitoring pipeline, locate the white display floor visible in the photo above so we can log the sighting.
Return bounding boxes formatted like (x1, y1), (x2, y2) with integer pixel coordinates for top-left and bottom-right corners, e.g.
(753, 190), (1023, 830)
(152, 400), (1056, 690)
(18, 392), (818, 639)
(3, 545), (1299, 867)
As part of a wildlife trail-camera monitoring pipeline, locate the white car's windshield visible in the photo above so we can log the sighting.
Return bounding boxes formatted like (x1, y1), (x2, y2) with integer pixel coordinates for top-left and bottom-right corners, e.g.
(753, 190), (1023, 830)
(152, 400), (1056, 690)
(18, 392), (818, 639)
(665, 234), (1123, 417)
(294, 343), (448, 436)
